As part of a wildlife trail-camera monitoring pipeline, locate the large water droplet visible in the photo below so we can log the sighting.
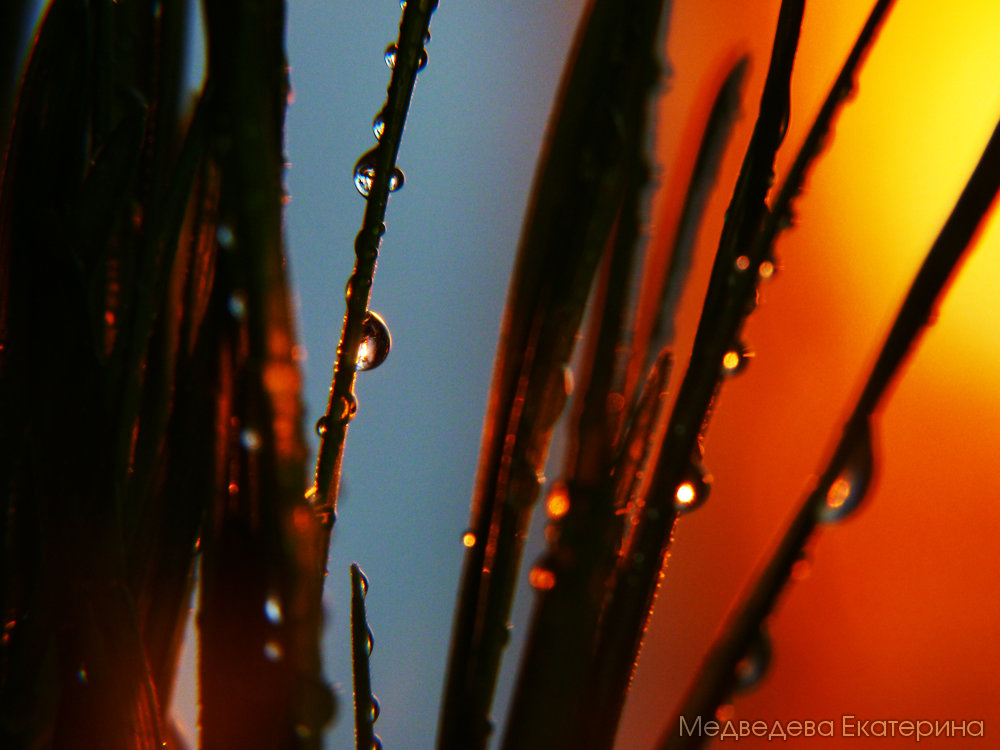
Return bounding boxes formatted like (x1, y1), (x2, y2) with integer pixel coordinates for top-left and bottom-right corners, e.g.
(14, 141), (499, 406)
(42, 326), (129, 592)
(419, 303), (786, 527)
(384, 43), (427, 71)
(370, 695), (381, 723)
(357, 568), (370, 597)
(357, 311), (391, 371)
(818, 423), (875, 523)
(529, 565), (556, 591)
(461, 531), (477, 548)
(733, 628), (771, 692)
(673, 464), (711, 515)
(353, 149), (404, 197)
(372, 736), (383, 750)
(366, 625), (375, 656)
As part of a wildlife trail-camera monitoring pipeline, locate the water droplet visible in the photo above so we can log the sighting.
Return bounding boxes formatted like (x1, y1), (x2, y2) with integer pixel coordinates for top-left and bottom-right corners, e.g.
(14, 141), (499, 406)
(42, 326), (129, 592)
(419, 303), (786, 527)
(357, 568), (370, 597)
(545, 482), (570, 520)
(357, 311), (391, 371)
(353, 149), (404, 197)
(228, 291), (247, 321)
(370, 695), (381, 723)
(529, 565), (556, 591)
(264, 641), (283, 662)
(240, 428), (262, 452)
(332, 393), (359, 424)
(366, 626), (375, 656)
(721, 342), (753, 377)
(372, 736), (383, 750)
(216, 224), (235, 249)
(264, 595), (283, 625)
(733, 628), (771, 692)
(734, 254), (751, 272)
(758, 259), (776, 280)
(674, 464), (711, 515)
(563, 366), (574, 396)
(315, 416), (328, 437)
(818, 423), (875, 523)
(384, 44), (427, 70)
(373, 112), (386, 140)
(462, 531), (477, 548)
(77, 666), (88, 685)
(305, 486), (318, 503)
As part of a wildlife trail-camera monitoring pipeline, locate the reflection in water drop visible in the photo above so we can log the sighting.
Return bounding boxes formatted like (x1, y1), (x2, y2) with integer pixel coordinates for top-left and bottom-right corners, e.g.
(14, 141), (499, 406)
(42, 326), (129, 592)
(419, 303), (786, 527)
(462, 531), (477, 548)
(373, 112), (386, 141)
(263, 641), (283, 662)
(357, 312), (392, 371)
(674, 464), (711, 514)
(353, 149), (404, 197)
(818, 423), (875, 523)
(228, 291), (247, 321)
(333, 393), (359, 424)
(758, 259), (776, 280)
(734, 628), (771, 692)
(371, 695), (381, 723)
(315, 417), (328, 437)
(384, 43), (427, 71)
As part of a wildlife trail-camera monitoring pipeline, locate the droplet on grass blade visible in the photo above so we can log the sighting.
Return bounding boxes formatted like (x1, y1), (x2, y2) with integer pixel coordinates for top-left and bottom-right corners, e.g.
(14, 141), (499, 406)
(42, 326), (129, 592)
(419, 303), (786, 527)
(721, 342), (753, 377)
(529, 565), (556, 591)
(461, 531), (477, 548)
(674, 464), (711, 515)
(353, 149), (404, 197)
(240, 428), (262, 452)
(384, 43), (427, 70)
(264, 595), (283, 625)
(733, 627), (771, 692)
(818, 423), (875, 523)
(357, 311), (391, 371)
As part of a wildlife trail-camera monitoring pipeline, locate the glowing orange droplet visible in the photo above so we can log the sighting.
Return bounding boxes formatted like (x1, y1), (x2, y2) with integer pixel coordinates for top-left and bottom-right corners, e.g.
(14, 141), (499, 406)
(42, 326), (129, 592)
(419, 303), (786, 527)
(546, 483), (570, 520)
(675, 481), (697, 507)
(827, 477), (852, 509)
(529, 567), (556, 590)
(722, 350), (741, 372)
(462, 532), (476, 548)
(735, 255), (751, 271)
(758, 260), (775, 279)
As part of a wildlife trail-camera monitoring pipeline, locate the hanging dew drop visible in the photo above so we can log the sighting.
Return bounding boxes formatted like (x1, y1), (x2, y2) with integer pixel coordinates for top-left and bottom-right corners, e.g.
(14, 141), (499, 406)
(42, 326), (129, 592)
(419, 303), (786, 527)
(356, 311), (391, 371)
(366, 626), (375, 656)
(353, 148), (404, 197)
(721, 342), (753, 377)
(818, 422), (875, 523)
(333, 393), (359, 424)
(733, 628), (771, 692)
(315, 416), (328, 437)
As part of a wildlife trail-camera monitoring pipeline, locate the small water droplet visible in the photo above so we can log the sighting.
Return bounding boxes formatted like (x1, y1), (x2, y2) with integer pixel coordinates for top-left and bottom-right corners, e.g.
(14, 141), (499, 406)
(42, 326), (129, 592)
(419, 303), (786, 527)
(818, 423), (875, 523)
(332, 393), (359, 424)
(370, 695), (381, 723)
(372, 736), (383, 750)
(240, 428), (262, 452)
(357, 311), (391, 371)
(462, 531), (477, 548)
(563, 366), (574, 396)
(758, 259), (776, 280)
(228, 291), (247, 321)
(315, 417), (328, 437)
(305, 486), (318, 503)
(373, 112), (386, 140)
(264, 595), (283, 625)
(263, 641), (283, 662)
(734, 254), (751, 272)
(734, 628), (771, 692)
(674, 464), (711, 514)
(366, 626), (375, 656)
(529, 565), (556, 591)
(77, 666), (89, 685)
(216, 224), (235, 249)
(721, 342), (753, 377)
(384, 44), (427, 70)
(357, 568), (370, 597)
(545, 482), (570, 520)
(353, 149), (404, 197)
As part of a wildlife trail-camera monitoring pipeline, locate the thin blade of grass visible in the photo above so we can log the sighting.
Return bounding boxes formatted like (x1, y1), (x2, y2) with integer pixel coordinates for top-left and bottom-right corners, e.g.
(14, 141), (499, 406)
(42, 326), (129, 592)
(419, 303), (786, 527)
(437, 2), (672, 748)
(658, 108), (1000, 750)
(351, 564), (379, 750)
(311, 0), (437, 554)
(575, 4), (807, 748)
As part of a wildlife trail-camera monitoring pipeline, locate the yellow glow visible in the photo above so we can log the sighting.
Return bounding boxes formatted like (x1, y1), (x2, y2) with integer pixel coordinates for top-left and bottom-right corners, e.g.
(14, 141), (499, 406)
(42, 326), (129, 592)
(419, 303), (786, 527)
(462, 532), (477, 548)
(675, 482), (696, 506)
(546, 484), (570, 519)
(758, 260), (775, 280)
(722, 350), (741, 371)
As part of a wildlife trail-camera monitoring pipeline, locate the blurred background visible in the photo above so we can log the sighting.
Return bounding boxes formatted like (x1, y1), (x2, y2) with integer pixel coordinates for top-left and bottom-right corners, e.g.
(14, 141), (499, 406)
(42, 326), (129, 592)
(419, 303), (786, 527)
(16, 0), (1000, 747)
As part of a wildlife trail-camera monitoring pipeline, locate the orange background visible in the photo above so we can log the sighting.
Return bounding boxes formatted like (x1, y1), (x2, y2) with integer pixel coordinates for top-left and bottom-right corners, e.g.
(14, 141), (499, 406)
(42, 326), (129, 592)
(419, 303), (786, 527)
(618, 1), (1000, 748)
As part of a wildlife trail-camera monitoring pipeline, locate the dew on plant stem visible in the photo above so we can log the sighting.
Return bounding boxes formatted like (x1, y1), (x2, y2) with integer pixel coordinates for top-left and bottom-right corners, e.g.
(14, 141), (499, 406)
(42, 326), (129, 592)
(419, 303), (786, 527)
(315, 416), (328, 437)
(462, 531), (477, 548)
(373, 111), (386, 141)
(721, 342), (753, 377)
(366, 626), (375, 656)
(332, 393), (359, 424)
(216, 224), (235, 249)
(384, 43), (427, 71)
(733, 628), (771, 692)
(263, 641), (283, 662)
(529, 565), (556, 591)
(758, 259), (776, 280)
(674, 464), (711, 514)
(353, 149), (404, 197)
(357, 568), (370, 597)
(240, 428), (262, 452)
(357, 311), (391, 371)
(734, 254), (751, 272)
(545, 482), (570, 520)
(371, 695), (381, 723)
(818, 423), (874, 523)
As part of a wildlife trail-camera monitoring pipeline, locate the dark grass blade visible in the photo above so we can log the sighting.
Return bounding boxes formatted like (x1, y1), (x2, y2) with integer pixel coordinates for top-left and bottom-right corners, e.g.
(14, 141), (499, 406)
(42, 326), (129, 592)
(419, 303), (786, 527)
(312, 0), (438, 555)
(658, 108), (1000, 750)
(351, 564), (380, 750)
(500, 57), (746, 750)
(573, 4), (807, 748)
(437, 2), (672, 748)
